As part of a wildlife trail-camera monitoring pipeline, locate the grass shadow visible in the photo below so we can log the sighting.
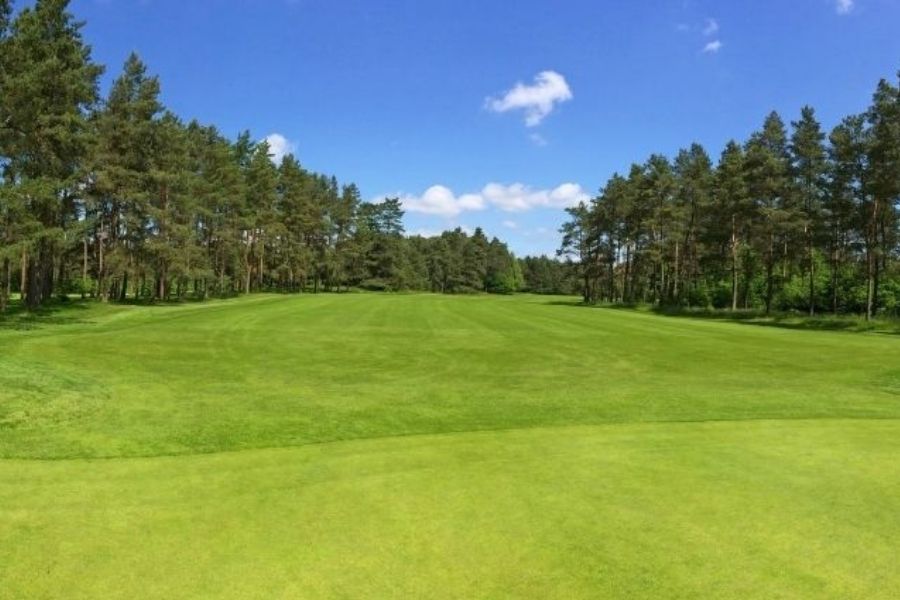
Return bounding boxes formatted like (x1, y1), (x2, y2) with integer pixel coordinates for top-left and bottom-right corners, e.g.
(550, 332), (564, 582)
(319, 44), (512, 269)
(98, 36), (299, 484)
(0, 299), (95, 331)
(546, 299), (900, 335)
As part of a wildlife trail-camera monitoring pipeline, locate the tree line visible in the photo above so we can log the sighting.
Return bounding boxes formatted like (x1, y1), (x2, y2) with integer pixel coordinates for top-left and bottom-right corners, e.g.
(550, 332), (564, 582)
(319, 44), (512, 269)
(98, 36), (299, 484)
(560, 76), (900, 319)
(0, 0), (524, 312)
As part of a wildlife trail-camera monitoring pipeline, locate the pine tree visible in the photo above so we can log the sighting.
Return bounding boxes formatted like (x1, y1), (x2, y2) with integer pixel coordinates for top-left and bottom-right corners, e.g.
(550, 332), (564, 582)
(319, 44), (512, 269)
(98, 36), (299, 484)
(825, 116), (866, 314)
(790, 106), (827, 315)
(0, 0), (103, 308)
(673, 143), (713, 303)
(713, 141), (750, 310)
(559, 202), (596, 302)
(0, 0), (12, 310)
(90, 53), (162, 300)
(864, 76), (900, 319)
(242, 140), (278, 293)
(744, 112), (793, 314)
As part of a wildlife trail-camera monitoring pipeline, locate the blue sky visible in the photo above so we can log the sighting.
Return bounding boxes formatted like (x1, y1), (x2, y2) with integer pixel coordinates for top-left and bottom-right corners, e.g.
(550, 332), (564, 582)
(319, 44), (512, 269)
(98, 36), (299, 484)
(68, 0), (900, 256)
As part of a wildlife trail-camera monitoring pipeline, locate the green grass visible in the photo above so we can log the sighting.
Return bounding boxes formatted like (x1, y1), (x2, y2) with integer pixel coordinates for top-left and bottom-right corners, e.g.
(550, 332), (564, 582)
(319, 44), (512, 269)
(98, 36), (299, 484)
(2, 293), (899, 598)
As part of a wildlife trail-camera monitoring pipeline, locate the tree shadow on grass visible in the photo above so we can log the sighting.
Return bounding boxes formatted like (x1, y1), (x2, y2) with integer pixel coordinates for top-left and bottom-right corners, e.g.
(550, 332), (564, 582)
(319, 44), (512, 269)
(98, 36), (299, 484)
(543, 299), (900, 336)
(0, 294), (263, 332)
(0, 300), (95, 331)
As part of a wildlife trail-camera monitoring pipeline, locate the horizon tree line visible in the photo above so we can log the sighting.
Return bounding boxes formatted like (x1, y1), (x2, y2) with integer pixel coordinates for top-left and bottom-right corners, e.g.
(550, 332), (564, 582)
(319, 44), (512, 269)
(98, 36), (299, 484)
(0, 0), (523, 312)
(2, 1), (897, 319)
(560, 76), (900, 319)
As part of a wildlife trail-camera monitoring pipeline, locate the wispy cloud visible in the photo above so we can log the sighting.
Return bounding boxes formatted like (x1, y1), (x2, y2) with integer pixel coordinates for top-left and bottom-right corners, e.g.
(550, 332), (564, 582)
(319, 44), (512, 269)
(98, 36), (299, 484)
(263, 133), (296, 164)
(502, 220), (518, 229)
(677, 17), (724, 53)
(379, 182), (589, 218)
(529, 132), (548, 146)
(485, 71), (573, 127)
(702, 40), (722, 54)
(702, 18), (719, 36)
(835, 0), (854, 14)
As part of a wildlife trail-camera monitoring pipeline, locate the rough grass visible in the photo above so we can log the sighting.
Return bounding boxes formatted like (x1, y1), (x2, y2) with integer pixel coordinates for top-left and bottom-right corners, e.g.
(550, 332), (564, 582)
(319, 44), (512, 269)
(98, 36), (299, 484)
(2, 293), (899, 598)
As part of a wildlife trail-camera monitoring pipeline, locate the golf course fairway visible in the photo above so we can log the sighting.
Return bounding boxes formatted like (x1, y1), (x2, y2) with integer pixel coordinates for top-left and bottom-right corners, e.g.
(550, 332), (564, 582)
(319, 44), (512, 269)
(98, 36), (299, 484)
(2, 293), (899, 598)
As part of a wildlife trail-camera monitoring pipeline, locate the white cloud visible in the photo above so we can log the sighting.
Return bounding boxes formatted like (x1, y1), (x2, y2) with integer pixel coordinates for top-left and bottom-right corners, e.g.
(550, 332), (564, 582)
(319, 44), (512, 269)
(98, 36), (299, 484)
(264, 133), (296, 164)
(702, 18), (719, 36)
(483, 182), (588, 212)
(396, 185), (485, 218)
(486, 70), (573, 127)
(702, 40), (722, 53)
(384, 182), (589, 218)
(502, 220), (518, 229)
(529, 132), (548, 146)
(835, 0), (853, 14)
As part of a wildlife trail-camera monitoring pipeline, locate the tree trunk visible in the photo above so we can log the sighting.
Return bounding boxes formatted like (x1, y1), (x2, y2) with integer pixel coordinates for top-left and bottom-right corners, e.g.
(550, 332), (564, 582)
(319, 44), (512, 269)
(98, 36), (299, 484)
(26, 240), (54, 310)
(865, 198), (879, 321)
(673, 240), (680, 303)
(20, 246), (27, 306)
(157, 265), (167, 301)
(242, 235), (252, 294)
(81, 238), (88, 299)
(806, 224), (815, 316)
(866, 248), (875, 321)
(120, 271), (129, 302)
(1, 257), (9, 313)
(258, 243), (265, 291)
(782, 239), (788, 282)
(98, 228), (107, 302)
(830, 226), (839, 315)
(731, 216), (739, 312)
(765, 232), (774, 315)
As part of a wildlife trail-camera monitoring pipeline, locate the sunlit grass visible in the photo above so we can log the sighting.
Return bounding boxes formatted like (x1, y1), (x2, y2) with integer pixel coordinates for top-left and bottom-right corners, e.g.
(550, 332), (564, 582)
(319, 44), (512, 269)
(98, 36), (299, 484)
(2, 294), (899, 598)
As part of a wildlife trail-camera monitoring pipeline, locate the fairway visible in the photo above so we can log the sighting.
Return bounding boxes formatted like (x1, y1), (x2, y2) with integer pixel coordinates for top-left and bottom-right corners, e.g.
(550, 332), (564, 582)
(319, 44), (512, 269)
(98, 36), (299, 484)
(2, 294), (900, 598)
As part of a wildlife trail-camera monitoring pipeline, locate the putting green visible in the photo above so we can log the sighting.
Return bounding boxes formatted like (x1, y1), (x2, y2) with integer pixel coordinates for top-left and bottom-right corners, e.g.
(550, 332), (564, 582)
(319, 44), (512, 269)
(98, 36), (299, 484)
(1, 294), (899, 597)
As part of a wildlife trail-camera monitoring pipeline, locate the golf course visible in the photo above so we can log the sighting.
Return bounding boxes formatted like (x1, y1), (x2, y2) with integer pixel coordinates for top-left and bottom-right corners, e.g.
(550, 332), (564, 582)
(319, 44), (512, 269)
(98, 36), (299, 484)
(2, 293), (899, 598)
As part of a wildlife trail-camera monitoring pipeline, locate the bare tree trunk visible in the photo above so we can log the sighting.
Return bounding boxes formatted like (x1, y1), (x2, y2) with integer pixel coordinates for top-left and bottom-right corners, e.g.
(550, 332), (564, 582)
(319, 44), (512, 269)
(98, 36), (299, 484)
(831, 226), (839, 315)
(0, 257), (8, 313)
(806, 224), (815, 316)
(98, 221), (108, 303)
(673, 240), (680, 303)
(244, 252), (252, 294)
(782, 239), (788, 282)
(866, 249), (875, 321)
(157, 266), (167, 301)
(120, 271), (128, 302)
(731, 215), (739, 312)
(258, 243), (264, 290)
(865, 198), (878, 321)
(242, 233), (252, 294)
(20, 246), (27, 306)
(82, 238), (88, 299)
(26, 240), (54, 310)
(609, 240), (617, 302)
(765, 232), (774, 315)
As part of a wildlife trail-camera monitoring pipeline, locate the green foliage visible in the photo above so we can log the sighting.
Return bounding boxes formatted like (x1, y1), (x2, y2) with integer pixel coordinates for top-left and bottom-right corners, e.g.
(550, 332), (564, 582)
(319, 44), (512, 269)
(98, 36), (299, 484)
(560, 76), (900, 319)
(519, 255), (579, 294)
(0, 3), (527, 310)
